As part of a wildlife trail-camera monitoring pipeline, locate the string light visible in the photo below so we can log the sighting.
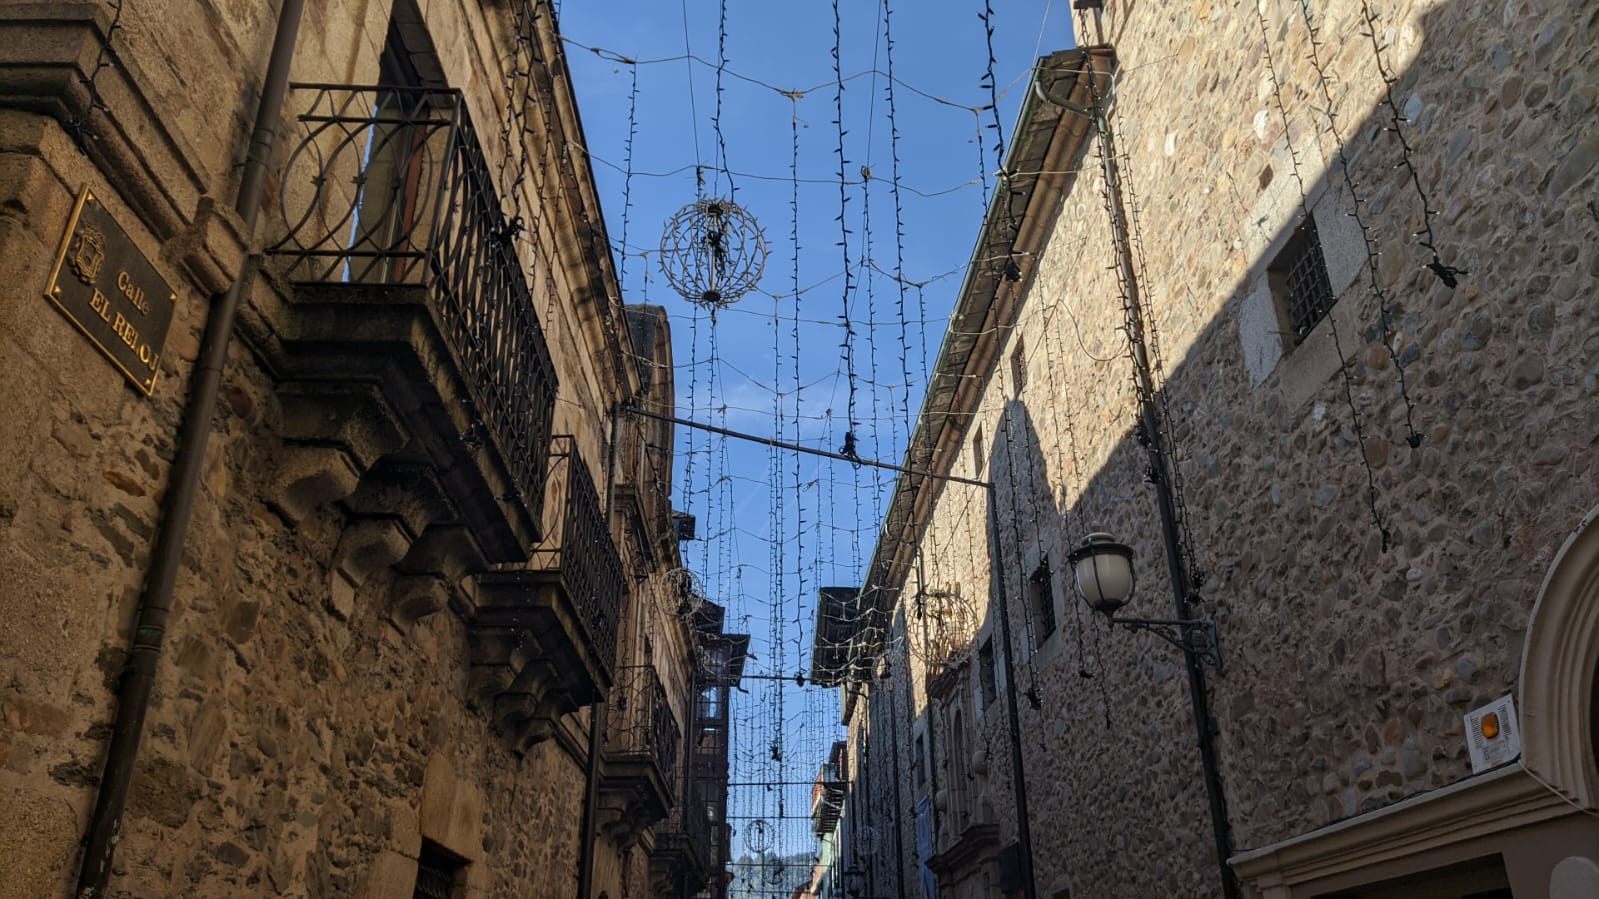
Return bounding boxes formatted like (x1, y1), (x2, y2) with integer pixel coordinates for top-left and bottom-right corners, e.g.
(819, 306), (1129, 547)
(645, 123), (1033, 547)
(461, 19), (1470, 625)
(1258, 0), (1394, 548)
(67, 0), (124, 153)
(1357, 2), (1465, 289)
(1291, 0), (1427, 450)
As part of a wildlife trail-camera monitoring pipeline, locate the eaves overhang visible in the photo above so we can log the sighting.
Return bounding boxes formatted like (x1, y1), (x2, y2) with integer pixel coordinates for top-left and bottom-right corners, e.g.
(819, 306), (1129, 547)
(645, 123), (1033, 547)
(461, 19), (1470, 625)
(844, 46), (1116, 725)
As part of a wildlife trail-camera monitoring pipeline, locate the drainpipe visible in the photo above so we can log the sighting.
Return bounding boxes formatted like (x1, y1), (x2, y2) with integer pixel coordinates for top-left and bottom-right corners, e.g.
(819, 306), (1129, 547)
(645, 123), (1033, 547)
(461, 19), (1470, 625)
(577, 404), (623, 898)
(75, 1), (304, 894)
(884, 644), (907, 899)
(1082, 60), (1241, 899)
(985, 493), (1038, 899)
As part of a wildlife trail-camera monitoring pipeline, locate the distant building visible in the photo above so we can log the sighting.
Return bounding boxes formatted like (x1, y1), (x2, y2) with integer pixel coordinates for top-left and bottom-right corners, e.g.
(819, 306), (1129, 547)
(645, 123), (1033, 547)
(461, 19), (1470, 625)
(0, 1), (728, 896)
(825, 3), (1598, 897)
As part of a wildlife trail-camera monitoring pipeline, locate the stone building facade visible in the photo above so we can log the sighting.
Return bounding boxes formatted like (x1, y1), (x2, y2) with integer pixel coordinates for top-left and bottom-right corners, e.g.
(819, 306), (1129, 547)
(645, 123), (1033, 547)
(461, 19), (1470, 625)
(829, 1), (1598, 897)
(0, 0), (725, 897)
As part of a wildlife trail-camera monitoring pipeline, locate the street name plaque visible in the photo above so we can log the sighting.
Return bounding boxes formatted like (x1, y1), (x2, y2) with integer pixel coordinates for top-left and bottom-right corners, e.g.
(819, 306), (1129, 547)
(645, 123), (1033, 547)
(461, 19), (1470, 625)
(43, 186), (177, 396)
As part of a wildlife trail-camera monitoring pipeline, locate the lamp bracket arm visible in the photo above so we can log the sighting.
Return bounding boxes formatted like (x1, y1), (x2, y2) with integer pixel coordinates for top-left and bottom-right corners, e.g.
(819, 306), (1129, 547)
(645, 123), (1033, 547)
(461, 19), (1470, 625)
(1108, 614), (1222, 672)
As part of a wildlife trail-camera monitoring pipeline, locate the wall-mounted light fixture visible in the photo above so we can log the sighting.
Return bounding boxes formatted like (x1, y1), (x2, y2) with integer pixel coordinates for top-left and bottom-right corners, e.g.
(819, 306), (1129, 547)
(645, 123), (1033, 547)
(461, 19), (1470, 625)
(1067, 532), (1221, 671)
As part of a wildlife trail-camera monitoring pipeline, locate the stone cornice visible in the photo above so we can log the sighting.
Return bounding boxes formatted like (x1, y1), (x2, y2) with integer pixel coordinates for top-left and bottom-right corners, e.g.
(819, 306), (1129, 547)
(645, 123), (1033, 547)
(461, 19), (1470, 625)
(844, 46), (1112, 725)
(1230, 763), (1580, 892)
(0, 2), (249, 294)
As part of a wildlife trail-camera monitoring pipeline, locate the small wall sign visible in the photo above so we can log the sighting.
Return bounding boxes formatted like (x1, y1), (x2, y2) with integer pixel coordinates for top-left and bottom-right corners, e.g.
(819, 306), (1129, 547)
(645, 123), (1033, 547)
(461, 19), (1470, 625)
(43, 186), (177, 396)
(1464, 694), (1520, 774)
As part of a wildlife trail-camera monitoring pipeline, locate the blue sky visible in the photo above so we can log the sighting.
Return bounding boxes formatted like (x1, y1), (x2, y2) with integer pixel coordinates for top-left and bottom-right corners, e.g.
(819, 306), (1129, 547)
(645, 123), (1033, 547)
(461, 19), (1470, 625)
(558, 0), (1074, 872)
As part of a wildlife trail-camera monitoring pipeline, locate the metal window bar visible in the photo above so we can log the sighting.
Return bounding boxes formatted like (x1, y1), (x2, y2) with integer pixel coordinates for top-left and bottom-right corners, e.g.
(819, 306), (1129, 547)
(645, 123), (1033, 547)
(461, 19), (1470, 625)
(1284, 218), (1337, 341)
(607, 664), (683, 798)
(531, 436), (625, 673)
(412, 845), (460, 899)
(269, 85), (557, 521)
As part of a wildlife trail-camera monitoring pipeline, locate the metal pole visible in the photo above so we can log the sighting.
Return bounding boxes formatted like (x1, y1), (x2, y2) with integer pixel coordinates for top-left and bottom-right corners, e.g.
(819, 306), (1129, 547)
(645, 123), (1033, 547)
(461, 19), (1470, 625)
(621, 404), (992, 490)
(1090, 97), (1241, 899)
(884, 659), (909, 899)
(985, 492), (1037, 899)
(76, 0), (304, 892)
(577, 405), (624, 899)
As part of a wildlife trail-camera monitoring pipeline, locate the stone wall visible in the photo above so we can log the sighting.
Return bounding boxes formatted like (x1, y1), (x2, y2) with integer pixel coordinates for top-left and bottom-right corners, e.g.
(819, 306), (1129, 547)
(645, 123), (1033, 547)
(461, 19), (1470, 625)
(850, 0), (1597, 895)
(0, 0), (692, 897)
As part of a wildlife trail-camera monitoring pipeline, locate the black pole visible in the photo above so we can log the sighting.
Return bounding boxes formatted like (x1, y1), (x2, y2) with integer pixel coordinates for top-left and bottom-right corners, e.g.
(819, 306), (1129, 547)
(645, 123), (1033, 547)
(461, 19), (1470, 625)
(621, 404), (992, 490)
(1088, 84), (1241, 899)
(884, 656), (909, 899)
(76, 0), (304, 893)
(575, 703), (606, 898)
(985, 492), (1038, 899)
(578, 404), (625, 898)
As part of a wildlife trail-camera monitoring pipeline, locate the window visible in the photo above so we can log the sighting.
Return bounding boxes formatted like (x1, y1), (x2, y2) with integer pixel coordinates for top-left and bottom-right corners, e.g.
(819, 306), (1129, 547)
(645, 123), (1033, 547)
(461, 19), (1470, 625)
(972, 426), (986, 476)
(912, 733), (927, 789)
(1029, 559), (1056, 645)
(978, 638), (997, 707)
(412, 841), (464, 899)
(948, 706), (970, 823)
(1010, 337), (1027, 394)
(699, 724), (725, 752)
(1270, 214), (1337, 344)
(697, 686), (721, 721)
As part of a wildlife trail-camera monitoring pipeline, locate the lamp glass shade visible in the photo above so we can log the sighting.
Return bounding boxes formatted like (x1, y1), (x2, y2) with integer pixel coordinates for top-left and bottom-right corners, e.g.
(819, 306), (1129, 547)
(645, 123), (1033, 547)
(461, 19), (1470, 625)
(1069, 533), (1135, 613)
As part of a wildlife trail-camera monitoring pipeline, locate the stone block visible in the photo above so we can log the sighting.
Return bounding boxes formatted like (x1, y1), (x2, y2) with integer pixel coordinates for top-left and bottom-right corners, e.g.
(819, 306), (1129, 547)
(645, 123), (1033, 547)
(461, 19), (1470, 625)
(267, 444), (360, 523)
(391, 575), (450, 627)
(419, 753), (484, 862)
(0, 780), (79, 898)
(352, 848), (417, 899)
(333, 516), (416, 589)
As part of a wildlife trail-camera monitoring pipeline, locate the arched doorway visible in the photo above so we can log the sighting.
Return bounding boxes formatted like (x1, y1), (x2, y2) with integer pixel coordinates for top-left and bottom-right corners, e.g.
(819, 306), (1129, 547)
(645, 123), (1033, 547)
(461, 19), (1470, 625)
(1519, 502), (1599, 811)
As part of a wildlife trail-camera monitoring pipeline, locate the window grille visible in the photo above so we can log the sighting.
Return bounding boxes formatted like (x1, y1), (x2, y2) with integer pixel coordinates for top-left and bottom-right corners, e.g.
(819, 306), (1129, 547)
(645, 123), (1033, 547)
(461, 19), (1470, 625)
(413, 842), (462, 899)
(1274, 216), (1337, 343)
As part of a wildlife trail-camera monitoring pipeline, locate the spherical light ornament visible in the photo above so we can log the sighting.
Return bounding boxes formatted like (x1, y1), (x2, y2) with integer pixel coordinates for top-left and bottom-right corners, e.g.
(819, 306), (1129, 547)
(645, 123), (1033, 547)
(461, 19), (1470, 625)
(744, 817), (774, 854)
(906, 588), (978, 674)
(1068, 532), (1136, 614)
(659, 197), (767, 309)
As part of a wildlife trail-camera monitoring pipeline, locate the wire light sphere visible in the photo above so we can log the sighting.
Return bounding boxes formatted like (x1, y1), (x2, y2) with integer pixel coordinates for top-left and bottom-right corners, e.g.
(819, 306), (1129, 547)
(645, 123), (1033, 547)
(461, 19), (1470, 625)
(658, 197), (768, 309)
(906, 588), (979, 674)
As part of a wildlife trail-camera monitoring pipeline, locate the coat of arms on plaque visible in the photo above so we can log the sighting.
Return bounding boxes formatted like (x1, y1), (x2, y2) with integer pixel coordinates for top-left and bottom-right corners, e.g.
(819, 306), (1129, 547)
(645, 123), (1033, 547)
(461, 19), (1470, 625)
(69, 226), (106, 285)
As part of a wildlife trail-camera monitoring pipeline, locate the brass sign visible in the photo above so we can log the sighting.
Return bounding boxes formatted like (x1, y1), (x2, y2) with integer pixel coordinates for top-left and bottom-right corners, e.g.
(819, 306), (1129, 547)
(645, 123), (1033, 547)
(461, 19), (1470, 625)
(43, 187), (177, 396)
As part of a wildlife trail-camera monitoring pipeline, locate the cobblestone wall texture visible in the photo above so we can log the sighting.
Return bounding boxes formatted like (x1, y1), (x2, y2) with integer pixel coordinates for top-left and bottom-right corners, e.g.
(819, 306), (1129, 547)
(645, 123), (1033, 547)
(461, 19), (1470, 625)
(864, 0), (1597, 896)
(0, 0), (689, 896)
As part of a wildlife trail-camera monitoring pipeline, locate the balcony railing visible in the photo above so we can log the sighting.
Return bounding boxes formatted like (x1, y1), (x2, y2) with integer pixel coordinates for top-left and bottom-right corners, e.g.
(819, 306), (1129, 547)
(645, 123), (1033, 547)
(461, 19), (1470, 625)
(656, 777), (715, 877)
(531, 436), (624, 673)
(607, 664), (682, 799)
(269, 84), (557, 522)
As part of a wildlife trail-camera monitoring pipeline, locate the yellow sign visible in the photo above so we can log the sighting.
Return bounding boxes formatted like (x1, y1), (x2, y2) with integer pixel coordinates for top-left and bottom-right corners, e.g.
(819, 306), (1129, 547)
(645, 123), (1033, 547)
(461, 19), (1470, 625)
(43, 186), (177, 396)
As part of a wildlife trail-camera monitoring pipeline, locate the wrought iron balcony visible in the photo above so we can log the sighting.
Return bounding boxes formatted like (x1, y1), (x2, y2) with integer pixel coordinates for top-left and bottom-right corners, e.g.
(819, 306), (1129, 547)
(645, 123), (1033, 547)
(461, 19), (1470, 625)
(650, 779), (716, 896)
(811, 740), (848, 835)
(600, 664), (683, 840)
(607, 665), (682, 794)
(462, 438), (624, 749)
(267, 84), (557, 540)
(529, 436), (624, 673)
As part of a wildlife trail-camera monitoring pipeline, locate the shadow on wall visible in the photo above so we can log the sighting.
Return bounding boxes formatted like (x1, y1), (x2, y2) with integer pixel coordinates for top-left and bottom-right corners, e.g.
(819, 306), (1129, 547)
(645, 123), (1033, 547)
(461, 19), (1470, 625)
(951, 0), (1599, 892)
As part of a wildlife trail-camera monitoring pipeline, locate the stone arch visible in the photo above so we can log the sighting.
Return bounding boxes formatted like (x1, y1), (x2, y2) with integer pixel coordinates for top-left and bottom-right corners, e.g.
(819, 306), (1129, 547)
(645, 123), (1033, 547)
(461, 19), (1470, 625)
(1518, 502), (1599, 811)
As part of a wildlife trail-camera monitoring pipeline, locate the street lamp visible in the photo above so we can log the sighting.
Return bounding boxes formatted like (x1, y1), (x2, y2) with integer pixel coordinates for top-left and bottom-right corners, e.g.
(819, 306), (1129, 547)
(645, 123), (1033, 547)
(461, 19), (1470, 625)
(1067, 532), (1221, 671)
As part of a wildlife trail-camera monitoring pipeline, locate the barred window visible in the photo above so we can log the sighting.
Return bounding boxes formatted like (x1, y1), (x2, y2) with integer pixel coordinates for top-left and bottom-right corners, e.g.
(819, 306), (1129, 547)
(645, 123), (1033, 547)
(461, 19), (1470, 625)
(413, 842), (464, 899)
(1271, 215), (1337, 344)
